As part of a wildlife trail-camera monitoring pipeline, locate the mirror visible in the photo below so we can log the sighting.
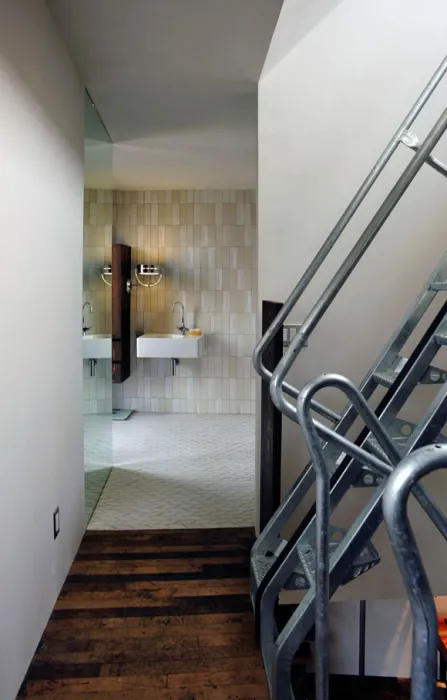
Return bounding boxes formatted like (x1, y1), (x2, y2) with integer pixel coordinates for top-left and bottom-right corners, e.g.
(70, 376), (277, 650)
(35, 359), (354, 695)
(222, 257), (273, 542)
(83, 91), (113, 525)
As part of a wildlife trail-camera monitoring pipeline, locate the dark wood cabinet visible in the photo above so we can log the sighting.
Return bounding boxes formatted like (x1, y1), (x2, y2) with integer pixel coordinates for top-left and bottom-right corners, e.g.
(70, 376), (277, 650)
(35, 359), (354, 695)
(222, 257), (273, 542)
(112, 243), (131, 384)
(259, 300), (283, 531)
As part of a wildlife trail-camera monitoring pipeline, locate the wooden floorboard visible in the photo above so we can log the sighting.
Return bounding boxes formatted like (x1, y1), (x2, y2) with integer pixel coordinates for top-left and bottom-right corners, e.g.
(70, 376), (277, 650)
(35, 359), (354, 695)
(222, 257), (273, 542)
(19, 528), (270, 699)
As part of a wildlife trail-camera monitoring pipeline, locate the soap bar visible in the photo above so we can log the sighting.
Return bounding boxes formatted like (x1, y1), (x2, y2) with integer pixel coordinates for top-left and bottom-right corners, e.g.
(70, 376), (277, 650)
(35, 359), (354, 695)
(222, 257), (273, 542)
(189, 328), (202, 336)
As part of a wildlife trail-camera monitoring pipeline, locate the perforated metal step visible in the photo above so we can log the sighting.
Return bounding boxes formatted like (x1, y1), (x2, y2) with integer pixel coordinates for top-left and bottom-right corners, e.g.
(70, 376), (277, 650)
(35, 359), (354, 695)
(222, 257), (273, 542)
(373, 356), (408, 388)
(297, 526), (380, 585)
(251, 539), (310, 593)
(373, 355), (447, 387)
(354, 424), (447, 487)
(252, 528), (380, 595)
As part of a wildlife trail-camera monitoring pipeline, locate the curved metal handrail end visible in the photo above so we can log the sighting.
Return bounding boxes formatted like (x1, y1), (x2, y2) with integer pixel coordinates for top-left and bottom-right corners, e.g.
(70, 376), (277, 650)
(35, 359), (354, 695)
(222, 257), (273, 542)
(292, 373), (447, 542)
(255, 354), (341, 424)
(296, 373), (401, 463)
(293, 371), (404, 700)
(383, 444), (447, 700)
(269, 332), (308, 415)
(252, 340), (273, 383)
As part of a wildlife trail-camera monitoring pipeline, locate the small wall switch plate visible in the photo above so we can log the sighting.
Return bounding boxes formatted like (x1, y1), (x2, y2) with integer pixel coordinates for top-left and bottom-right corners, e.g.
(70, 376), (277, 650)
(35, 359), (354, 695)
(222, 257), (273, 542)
(53, 507), (60, 540)
(283, 324), (307, 347)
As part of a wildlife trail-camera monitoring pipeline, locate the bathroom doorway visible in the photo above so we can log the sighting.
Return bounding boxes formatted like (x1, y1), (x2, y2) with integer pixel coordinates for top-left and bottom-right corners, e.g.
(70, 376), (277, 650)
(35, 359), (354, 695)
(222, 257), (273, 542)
(86, 189), (257, 530)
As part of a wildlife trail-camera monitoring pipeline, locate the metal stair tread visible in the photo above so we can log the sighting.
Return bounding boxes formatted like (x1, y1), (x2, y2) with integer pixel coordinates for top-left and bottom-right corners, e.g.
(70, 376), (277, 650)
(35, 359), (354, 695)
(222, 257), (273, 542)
(251, 550), (308, 590)
(365, 433), (447, 465)
(297, 526), (380, 585)
(373, 356), (408, 388)
(430, 274), (447, 291)
(373, 368), (398, 389)
(252, 528), (380, 593)
(366, 434), (408, 460)
(374, 356), (447, 387)
(436, 318), (447, 345)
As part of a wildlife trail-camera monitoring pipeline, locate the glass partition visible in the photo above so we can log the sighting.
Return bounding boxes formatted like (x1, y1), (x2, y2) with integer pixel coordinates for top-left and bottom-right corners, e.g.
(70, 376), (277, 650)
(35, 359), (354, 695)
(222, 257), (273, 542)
(83, 91), (113, 525)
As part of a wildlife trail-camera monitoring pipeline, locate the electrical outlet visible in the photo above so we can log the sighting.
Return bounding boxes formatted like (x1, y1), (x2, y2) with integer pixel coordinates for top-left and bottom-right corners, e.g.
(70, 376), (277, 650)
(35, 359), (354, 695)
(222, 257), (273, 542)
(53, 507), (60, 540)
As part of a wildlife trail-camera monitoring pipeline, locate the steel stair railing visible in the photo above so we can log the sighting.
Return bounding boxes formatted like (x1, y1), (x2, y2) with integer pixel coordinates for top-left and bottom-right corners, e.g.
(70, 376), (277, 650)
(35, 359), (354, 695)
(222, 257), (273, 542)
(251, 289), (447, 638)
(252, 54), (447, 700)
(383, 444), (447, 700)
(257, 374), (447, 699)
(253, 55), (447, 422)
(296, 373), (447, 528)
(296, 374), (402, 700)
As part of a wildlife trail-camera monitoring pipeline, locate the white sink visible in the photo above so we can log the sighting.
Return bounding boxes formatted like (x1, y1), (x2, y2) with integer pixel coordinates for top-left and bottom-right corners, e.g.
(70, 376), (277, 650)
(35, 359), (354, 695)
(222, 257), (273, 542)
(83, 334), (112, 359)
(137, 333), (205, 359)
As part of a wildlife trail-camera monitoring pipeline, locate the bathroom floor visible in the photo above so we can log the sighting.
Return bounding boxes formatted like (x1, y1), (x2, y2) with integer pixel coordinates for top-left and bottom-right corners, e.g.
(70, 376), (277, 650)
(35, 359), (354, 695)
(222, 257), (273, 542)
(88, 413), (255, 530)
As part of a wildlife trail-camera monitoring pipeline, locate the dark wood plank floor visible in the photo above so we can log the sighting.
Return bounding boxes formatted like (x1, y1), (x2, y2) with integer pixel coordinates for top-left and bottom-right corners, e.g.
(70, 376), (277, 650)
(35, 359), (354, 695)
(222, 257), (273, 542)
(18, 528), (269, 699)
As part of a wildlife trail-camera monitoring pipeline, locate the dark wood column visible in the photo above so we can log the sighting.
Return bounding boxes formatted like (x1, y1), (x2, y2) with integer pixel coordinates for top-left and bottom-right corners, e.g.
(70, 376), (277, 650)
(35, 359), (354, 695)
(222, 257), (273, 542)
(112, 243), (131, 384)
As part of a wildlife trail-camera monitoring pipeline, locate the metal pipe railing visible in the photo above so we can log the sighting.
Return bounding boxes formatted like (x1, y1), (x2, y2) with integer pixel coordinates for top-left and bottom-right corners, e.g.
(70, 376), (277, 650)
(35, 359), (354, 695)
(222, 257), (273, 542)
(296, 373), (447, 541)
(383, 444), (447, 700)
(296, 373), (402, 700)
(401, 130), (447, 178)
(295, 378), (447, 700)
(252, 56), (447, 420)
(271, 106), (447, 420)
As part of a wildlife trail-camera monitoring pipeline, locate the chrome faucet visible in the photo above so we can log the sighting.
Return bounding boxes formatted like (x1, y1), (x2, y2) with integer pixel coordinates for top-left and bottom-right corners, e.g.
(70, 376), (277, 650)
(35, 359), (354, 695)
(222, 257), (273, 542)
(83, 301), (93, 335)
(172, 301), (189, 336)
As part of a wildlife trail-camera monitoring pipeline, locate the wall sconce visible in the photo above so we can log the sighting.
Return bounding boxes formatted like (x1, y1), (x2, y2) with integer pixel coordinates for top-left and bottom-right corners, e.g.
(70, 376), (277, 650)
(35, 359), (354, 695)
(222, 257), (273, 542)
(101, 264), (112, 287)
(134, 263), (163, 288)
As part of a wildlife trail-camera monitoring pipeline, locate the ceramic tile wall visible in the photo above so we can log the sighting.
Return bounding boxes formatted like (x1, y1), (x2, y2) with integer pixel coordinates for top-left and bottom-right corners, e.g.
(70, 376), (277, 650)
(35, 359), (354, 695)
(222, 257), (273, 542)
(83, 189), (113, 414)
(113, 190), (257, 414)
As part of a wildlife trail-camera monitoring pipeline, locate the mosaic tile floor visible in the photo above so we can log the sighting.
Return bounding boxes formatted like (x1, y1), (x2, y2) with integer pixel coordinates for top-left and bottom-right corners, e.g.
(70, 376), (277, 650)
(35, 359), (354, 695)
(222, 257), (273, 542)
(88, 413), (255, 530)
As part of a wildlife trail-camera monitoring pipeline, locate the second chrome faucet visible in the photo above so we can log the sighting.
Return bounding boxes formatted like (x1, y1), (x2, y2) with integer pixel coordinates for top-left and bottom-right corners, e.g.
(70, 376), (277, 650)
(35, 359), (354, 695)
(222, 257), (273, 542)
(172, 301), (189, 336)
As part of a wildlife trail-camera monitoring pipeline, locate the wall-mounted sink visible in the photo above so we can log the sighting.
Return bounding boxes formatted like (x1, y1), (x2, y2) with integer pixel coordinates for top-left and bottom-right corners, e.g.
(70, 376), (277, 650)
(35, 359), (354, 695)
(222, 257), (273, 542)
(83, 334), (112, 359)
(137, 333), (205, 359)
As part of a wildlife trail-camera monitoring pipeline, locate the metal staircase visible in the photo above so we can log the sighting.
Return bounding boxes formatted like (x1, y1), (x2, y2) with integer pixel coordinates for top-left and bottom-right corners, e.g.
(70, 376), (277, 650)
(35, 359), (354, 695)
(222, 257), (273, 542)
(251, 55), (447, 699)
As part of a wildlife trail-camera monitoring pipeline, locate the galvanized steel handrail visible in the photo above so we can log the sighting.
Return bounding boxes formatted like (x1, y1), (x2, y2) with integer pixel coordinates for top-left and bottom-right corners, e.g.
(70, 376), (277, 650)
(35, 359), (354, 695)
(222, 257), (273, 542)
(294, 379), (447, 700)
(252, 56), (447, 421)
(295, 373), (447, 541)
(383, 444), (447, 700)
(296, 373), (402, 700)
(271, 107), (447, 420)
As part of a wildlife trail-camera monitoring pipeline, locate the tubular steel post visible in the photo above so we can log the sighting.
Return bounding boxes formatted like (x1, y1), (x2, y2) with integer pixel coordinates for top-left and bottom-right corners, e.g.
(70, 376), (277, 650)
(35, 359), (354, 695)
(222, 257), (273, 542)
(271, 107), (447, 420)
(296, 373), (402, 700)
(383, 444), (447, 700)
(296, 389), (331, 700)
(292, 375), (447, 700)
(253, 56), (447, 409)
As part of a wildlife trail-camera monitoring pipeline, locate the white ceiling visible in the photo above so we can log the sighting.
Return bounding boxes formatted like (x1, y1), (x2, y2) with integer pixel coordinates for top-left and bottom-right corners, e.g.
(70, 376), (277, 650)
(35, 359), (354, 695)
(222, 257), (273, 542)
(48, 0), (283, 189)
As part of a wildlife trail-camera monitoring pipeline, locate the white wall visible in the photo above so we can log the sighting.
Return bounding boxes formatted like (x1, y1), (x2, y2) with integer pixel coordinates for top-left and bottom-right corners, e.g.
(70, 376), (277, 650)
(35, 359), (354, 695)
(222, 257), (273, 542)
(258, 0), (447, 602)
(0, 1), (84, 697)
(328, 597), (446, 678)
(261, 0), (342, 76)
